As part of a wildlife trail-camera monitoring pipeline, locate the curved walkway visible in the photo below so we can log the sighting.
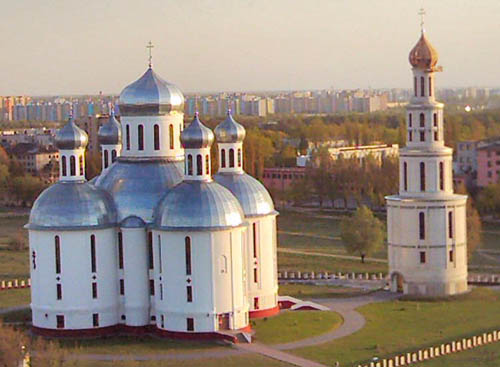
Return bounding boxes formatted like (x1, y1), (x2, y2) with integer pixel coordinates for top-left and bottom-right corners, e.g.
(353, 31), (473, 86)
(278, 247), (388, 263)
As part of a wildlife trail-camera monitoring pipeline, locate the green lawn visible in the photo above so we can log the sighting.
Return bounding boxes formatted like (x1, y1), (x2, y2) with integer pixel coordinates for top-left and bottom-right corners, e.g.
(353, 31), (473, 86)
(0, 215), (28, 246)
(414, 342), (500, 367)
(279, 283), (378, 299)
(252, 310), (343, 344)
(0, 288), (30, 309)
(291, 288), (500, 367)
(0, 249), (29, 280)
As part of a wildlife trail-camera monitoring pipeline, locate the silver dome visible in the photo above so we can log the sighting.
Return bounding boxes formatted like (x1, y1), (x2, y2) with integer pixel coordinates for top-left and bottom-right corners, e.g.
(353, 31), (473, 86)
(214, 172), (276, 218)
(119, 67), (184, 116)
(98, 110), (121, 145)
(55, 117), (88, 150)
(121, 215), (146, 228)
(214, 110), (246, 143)
(181, 113), (214, 149)
(154, 181), (245, 231)
(28, 182), (117, 230)
(95, 158), (183, 223)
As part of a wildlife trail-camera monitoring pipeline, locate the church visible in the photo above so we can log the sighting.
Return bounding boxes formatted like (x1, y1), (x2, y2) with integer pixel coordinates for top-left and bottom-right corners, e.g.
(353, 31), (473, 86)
(26, 62), (279, 337)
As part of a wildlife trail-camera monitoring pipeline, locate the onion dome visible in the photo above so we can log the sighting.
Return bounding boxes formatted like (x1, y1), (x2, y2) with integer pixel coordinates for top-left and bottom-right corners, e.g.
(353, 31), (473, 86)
(409, 33), (439, 70)
(214, 110), (246, 143)
(27, 182), (117, 230)
(181, 113), (214, 149)
(119, 68), (184, 116)
(153, 181), (244, 230)
(55, 116), (88, 150)
(120, 215), (146, 228)
(214, 173), (276, 217)
(98, 109), (121, 145)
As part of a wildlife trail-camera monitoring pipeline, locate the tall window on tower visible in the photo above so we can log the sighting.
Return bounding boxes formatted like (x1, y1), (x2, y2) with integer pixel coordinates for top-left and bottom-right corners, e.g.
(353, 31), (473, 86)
(439, 162), (444, 190)
(419, 212), (425, 240)
(90, 235), (96, 273)
(419, 113), (425, 127)
(126, 125), (130, 150)
(409, 113), (412, 127)
(420, 162), (426, 191)
(79, 155), (84, 176)
(154, 124), (160, 151)
(55, 235), (61, 274)
(148, 232), (153, 270)
(104, 150), (109, 169)
(403, 162), (408, 191)
(221, 149), (226, 168)
(238, 149), (242, 167)
(420, 76), (425, 97)
(252, 223), (258, 258)
(70, 156), (76, 176)
(205, 155), (210, 175)
(428, 76), (432, 96)
(414, 77), (417, 97)
(185, 237), (192, 275)
(187, 154), (193, 175)
(62, 156), (67, 176)
(111, 150), (117, 162)
(196, 154), (203, 175)
(169, 124), (174, 149)
(118, 232), (123, 269)
(138, 125), (144, 151)
(433, 113), (437, 127)
(229, 148), (235, 167)
(448, 211), (453, 239)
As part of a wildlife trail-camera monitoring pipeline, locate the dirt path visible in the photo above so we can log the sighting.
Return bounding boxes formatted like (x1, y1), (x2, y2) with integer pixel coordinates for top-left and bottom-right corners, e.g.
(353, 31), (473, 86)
(278, 248), (388, 264)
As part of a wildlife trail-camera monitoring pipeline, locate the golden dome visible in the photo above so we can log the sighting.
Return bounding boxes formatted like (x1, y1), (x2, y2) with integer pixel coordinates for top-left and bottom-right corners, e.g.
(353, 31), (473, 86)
(409, 33), (439, 70)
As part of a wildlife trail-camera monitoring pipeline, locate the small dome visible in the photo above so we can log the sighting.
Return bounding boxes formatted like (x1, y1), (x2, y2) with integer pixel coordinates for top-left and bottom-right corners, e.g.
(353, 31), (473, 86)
(98, 109), (121, 145)
(214, 173), (276, 217)
(28, 182), (117, 230)
(181, 113), (214, 149)
(409, 33), (439, 70)
(214, 110), (246, 144)
(119, 68), (184, 116)
(120, 215), (146, 228)
(55, 117), (88, 150)
(154, 181), (244, 230)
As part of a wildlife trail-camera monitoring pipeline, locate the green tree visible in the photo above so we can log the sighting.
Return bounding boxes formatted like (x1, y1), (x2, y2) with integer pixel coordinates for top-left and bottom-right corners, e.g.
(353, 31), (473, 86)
(340, 206), (385, 263)
(457, 184), (482, 257)
(9, 175), (46, 206)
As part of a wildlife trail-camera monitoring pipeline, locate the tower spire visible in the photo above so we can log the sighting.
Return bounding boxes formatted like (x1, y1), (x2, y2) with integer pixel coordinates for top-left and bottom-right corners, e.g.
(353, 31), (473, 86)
(419, 7), (426, 34)
(146, 41), (154, 68)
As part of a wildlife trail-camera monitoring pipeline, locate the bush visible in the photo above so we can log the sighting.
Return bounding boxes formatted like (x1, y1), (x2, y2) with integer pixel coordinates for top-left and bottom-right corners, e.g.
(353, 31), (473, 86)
(7, 231), (28, 251)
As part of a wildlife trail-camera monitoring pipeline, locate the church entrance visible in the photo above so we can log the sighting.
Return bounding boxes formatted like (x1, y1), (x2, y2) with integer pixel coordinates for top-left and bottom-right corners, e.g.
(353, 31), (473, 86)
(391, 272), (405, 293)
(218, 313), (230, 330)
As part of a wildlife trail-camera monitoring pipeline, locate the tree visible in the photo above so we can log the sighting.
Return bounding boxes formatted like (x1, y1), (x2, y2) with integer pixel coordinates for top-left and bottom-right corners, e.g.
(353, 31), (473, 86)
(9, 175), (47, 206)
(340, 206), (385, 263)
(457, 183), (482, 257)
(85, 151), (102, 180)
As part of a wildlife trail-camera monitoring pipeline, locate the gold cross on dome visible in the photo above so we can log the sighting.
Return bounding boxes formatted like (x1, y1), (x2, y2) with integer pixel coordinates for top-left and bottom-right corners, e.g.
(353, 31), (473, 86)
(419, 8), (426, 33)
(147, 41), (154, 68)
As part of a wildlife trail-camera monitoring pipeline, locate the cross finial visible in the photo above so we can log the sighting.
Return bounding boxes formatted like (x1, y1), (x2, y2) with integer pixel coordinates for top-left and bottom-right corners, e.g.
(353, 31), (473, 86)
(419, 8), (426, 34)
(146, 41), (154, 68)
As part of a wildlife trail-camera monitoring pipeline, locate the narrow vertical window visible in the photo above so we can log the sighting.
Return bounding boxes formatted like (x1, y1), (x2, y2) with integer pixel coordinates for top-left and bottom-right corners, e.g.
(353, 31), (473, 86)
(120, 279), (124, 295)
(187, 318), (194, 331)
(419, 113), (425, 127)
(419, 212), (425, 240)
(409, 131), (412, 142)
(428, 76), (432, 96)
(55, 236), (61, 274)
(196, 154), (203, 175)
(57, 284), (62, 300)
(148, 232), (153, 270)
(449, 250), (454, 262)
(439, 162), (444, 190)
(254, 297), (259, 310)
(414, 77), (417, 97)
(158, 235), (162, 273)
(111, 149), (117, 162)
(403, 162), (408, 191)
(187, 286), (193, 302)
(90, 235), (96, 273)
(70, 155), (76, 176)
(154, 124), (160, 151)
(187, 154), (193, 175)
(185, 237), (192, 276)
(92, 282), (98, 299)
(229, 148), (235, 167)
(169, 124), (174, 149)
(448, 211), (453, 239)
(93, 313), (99, 327)
(434, 131), (438, 141)
(62, 156), (67, 176)
(252, 223), (257, 258)
(254, 268), (258, 283)
(150, 279), (155, 295)
(205, 154), (210, 175)
(433, 113), (437, 127)
(161, 315), (165, 328)
(79, 155), (84, 176)
(238, 149), (242, 167)
(420, 76), (425, 97)
(420, 162), (426, 191)
(409, 113), (412, 127)
(118, 232), (123, 269)
(126, 125), (130, 150)
(160, 283), (163, 300)
(221, 149), (226, 168)
(104, 150), (109, 168)
(56, 315), (65, 329)
(420, 251), (426, 264)
(420, 131), (425, 142)
(138, 125), (144, 151)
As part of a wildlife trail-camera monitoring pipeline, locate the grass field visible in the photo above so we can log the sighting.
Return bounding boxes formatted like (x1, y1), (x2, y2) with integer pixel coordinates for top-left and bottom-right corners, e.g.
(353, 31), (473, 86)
(278, 283), (378, 299)
(252, 310), (343, 344)
(291, 288), (500, 366)
(0, 288), (30, 309)
(414, 341), (500, 367)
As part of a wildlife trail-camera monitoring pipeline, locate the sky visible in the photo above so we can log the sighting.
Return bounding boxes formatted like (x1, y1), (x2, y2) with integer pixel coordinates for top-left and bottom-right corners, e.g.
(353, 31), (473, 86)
(1, 0), (499, 95)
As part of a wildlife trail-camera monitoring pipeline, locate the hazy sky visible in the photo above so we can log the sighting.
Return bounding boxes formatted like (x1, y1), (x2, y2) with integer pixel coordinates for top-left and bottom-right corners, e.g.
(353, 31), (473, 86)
(1, 0), (499, 95)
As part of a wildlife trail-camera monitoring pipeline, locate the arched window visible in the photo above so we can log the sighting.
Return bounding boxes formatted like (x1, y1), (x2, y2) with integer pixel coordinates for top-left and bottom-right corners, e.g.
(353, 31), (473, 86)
(62, 156), (67, 176)
(428, 76), (432, 96)
(185, 237), (192, 275)
(409, 131), (413, 142)
(154, 124), (160, 151)
(79, 155), (84, 176)
(420, 162), (426, 191)
(205, 154), (209, 175)
(420, 131), (425, 142)
(439, 162), (444, 190)
(420, 113), (425, 127)
(138, 125), (144, 151)
(70, 156), (76, 176)
(126, 125), (130, 150)
(434, 131), (438, 141)
(229, 148), (235, 168)
(169, 124), (174, 149)
(118, 232), (123, 269)
(55, 235), (61, 274)
(420, 76), (425, 97)
(409, 114), (412, 127)
(221, 149), (226, 168)
(90, 235), (96, 273)
(104, 150), (109, 169)
(433, 113), (437, 127)
(187, 154), (193, 175)
(238, 149), (242, 167)
(414, 77), (417, 97)
(403, 162), (408, 191)
(252, 223), (258, 258)
(448, 211), (453, 239)
(111, 150), (117, 163)
(419, 212), (425, 240)
(196, 154), (203, 175)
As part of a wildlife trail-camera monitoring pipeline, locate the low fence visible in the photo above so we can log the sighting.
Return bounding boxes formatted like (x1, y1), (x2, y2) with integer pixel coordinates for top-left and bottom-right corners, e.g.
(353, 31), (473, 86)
(357, 329), (500, 367)
(278, 270), (387, 282)
(0, 279), (31, 291)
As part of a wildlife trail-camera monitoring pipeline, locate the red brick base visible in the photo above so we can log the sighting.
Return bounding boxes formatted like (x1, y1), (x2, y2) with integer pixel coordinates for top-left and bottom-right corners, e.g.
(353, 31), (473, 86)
(249, 305), (280, 319)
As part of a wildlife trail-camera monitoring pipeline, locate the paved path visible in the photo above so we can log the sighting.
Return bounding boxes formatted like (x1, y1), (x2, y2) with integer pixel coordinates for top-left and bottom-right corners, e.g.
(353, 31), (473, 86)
(235, 343), (327, 367)
(279, 230), (341, 241)
(278, 248), (388, 264)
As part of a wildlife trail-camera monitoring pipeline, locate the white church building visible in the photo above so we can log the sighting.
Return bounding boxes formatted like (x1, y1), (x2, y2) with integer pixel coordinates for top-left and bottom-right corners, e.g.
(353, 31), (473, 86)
(386, 25), (468, 297)
(27, 64), (279, 338)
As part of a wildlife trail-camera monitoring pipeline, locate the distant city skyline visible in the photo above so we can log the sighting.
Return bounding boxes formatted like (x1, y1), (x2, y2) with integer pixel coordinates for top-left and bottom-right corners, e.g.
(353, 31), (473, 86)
(1, 0), (499, 95)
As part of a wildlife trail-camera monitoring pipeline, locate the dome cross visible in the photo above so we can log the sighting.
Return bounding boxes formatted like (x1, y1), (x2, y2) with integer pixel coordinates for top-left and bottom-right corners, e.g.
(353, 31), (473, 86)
(146, 41), (154, 68)
(419, 8), (426, 34)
